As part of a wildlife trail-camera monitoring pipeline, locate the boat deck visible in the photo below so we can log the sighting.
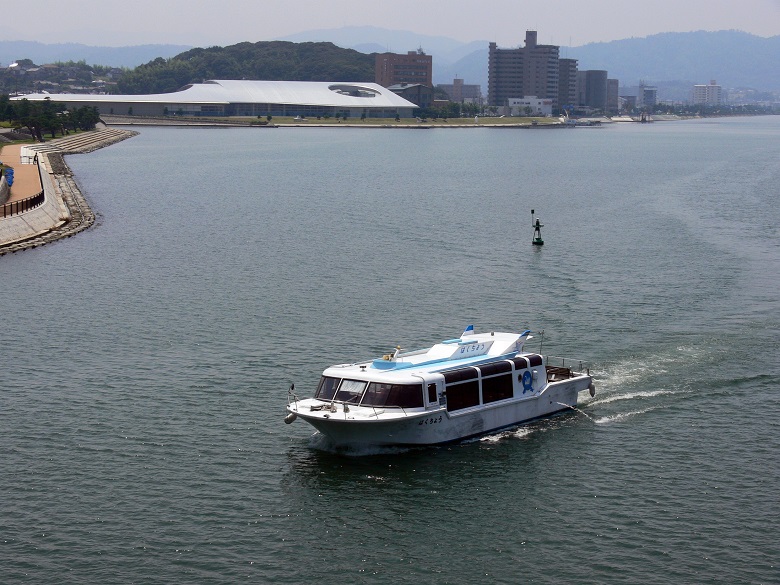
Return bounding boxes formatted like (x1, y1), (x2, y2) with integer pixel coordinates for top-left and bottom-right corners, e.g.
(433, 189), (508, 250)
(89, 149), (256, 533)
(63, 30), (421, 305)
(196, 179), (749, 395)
(546, 365), (580, 382)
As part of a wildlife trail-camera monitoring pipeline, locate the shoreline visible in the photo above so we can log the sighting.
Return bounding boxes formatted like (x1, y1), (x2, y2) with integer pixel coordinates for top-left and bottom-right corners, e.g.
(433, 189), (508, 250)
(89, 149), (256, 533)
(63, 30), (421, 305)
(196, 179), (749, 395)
(99, 112), (777, 129)
(0, 129), (138, 256)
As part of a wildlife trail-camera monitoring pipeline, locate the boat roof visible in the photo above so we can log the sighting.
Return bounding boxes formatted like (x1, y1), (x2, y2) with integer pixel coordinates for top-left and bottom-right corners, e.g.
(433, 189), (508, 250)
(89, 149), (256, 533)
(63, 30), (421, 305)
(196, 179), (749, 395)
(322, 328), (533, 383)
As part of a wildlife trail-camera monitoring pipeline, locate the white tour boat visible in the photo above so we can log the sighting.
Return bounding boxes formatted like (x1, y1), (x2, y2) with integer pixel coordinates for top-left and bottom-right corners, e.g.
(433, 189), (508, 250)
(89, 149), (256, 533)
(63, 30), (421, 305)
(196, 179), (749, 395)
(285, 326), (595, 447)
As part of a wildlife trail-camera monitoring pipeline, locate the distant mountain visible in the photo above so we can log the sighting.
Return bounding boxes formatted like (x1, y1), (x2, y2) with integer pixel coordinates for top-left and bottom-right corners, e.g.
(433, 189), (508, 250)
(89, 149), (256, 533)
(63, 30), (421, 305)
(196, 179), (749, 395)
(5, 29), (778, 98)
(116, 41), (374, 94)
(280, 26), (472, 60)
(0, 41), (191, 68)
(572, 30), (780, 90)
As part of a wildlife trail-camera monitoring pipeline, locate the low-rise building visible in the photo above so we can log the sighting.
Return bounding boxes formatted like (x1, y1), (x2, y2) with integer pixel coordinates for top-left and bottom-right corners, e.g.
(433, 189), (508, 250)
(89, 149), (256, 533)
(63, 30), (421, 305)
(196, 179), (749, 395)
(13, 79), (418, 119)
(387, 83), (432, 109)
(437, 78), (482, 104)
(505, 96), (553, 116)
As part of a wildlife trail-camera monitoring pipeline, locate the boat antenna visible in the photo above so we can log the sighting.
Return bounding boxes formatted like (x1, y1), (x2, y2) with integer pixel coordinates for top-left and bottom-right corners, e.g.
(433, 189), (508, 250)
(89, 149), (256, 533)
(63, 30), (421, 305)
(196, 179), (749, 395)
(539, 329), (544, 354)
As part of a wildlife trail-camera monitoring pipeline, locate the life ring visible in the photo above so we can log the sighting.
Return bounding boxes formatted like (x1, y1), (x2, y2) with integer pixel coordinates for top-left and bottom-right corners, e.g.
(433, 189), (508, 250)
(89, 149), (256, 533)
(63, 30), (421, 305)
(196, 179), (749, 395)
(522, 370), (533, 393)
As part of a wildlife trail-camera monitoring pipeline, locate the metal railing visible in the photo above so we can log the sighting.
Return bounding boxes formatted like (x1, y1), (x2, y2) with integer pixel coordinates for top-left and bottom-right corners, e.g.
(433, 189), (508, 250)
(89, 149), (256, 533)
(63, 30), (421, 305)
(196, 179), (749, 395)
(545, 355), (590, 375)
(1, 190), (45, 218)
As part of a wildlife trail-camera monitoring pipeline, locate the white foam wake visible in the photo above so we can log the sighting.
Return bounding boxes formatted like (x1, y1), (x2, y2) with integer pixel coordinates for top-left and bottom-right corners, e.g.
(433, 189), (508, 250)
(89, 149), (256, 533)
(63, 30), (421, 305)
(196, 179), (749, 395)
(594, 406), (661, 424)
(588, 389), (677, 406)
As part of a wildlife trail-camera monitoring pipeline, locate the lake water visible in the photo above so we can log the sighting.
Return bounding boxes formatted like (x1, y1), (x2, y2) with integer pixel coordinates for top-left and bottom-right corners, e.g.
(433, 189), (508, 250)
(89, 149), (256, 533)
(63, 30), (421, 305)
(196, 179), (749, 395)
(2, 117), (779, 584)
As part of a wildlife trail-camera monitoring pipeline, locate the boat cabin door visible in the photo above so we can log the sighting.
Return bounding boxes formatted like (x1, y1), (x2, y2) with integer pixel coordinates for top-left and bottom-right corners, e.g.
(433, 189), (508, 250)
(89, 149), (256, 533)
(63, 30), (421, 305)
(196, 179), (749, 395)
(425, 380), (445, 409)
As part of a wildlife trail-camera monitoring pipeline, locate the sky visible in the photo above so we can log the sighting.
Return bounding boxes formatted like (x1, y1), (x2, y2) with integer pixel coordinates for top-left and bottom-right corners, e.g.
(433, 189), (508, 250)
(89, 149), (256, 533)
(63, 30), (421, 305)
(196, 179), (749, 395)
(3, 0), (780, 48)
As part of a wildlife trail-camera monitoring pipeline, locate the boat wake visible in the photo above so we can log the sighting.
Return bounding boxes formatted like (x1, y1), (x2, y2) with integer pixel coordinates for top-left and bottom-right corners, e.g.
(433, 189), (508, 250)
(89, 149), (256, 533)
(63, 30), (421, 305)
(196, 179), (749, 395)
(587, 389), (678, 406)
(555, 401), (595, 421)
(594, 344), (710, 392)
(478, 426), (536, 444)
(594, 405), (663, 425)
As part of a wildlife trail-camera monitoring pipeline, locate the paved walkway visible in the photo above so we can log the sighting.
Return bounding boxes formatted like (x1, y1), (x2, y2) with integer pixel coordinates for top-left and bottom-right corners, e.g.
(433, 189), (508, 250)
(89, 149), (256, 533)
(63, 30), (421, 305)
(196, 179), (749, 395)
(1, 144), (43, 202)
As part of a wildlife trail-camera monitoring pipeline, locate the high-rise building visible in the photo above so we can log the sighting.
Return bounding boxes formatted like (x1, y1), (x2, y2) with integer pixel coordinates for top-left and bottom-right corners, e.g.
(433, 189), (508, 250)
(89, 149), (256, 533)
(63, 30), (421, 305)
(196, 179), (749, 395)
(607, 79), (619, 113)
(558, 58), (578, 112)
(375, 50), (433, 88)
(488, 31), (560, 109)
(488, 42), (523, 107)
(692, 80), (723, 105)
(639, 83), (658, 108)
(584, 70), (608, 111)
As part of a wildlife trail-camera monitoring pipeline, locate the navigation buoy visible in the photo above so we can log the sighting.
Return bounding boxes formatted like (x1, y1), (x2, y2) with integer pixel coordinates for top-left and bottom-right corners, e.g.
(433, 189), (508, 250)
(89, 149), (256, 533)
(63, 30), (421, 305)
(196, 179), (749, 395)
(531, 209), (544, 245)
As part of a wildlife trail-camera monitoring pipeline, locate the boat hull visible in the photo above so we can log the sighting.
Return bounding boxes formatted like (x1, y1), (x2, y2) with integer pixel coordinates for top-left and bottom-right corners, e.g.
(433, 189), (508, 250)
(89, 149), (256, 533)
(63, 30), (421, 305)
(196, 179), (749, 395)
(289, 375), (590, 447)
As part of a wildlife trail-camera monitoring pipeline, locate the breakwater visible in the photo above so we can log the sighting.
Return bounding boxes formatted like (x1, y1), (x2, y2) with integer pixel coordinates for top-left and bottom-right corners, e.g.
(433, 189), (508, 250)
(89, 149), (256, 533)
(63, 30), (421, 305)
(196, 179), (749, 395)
(0, 128), (138, 256)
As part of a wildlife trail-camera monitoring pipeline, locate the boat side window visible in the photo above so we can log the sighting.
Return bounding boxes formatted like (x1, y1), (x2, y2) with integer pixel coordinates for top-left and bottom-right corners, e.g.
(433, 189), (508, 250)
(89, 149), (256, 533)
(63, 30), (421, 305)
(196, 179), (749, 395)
(512, 357), (529, 369)
(443, 368), (478, 384)
(527, 354), (543, 367)
(315, 376), (340, 400)
(479, 361), (512, 377)
(482, 374), (513, 403)
(334, 379), (367, 403)
(445, 380), (480, 411)
(361, 383), (424, 408)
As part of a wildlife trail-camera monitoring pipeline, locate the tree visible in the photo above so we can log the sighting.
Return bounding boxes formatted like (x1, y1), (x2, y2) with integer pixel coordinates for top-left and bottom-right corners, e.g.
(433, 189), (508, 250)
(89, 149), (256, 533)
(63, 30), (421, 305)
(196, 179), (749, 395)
(68, 106), (100, 131)
(113, 41), (374, 94)
(2, 97), (66, 141)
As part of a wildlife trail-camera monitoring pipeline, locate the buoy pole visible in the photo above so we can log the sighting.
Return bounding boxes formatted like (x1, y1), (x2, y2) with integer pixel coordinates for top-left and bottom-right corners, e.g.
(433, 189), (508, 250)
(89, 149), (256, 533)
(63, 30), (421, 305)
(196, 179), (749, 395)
(531, 209), (544, 245)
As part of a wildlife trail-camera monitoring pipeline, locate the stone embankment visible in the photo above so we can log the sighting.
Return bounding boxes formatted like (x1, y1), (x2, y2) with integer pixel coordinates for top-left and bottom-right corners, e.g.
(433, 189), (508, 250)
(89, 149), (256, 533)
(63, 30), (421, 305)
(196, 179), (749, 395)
(0, 128), (138, 256)
(102, 114), (253, 126)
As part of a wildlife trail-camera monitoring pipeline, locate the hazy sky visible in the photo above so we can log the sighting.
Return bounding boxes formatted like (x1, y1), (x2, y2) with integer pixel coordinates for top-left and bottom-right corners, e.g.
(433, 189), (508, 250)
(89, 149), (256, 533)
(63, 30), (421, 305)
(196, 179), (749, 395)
(5, 0), (780, 47)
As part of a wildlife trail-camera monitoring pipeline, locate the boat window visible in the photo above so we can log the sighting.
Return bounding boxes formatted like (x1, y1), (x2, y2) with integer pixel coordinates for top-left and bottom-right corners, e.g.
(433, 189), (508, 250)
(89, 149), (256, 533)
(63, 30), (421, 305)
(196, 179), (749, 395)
(528, 354), (543, 367)
(479, 361), (512, 376)
(446, 380), (480, 411)
(315, 376), (340, 400)
(334, 379), (367, 403)
(482, 374), (513, 403)
(427, 383), (437, 404)
(443, 368), (478, 384)
(361, 383), (424, 408)
(512, 357), (529, 370)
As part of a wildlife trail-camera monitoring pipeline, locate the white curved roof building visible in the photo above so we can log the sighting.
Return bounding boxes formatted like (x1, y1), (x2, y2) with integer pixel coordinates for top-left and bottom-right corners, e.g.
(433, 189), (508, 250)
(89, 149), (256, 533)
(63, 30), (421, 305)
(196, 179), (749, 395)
(15, 80), (418, 118)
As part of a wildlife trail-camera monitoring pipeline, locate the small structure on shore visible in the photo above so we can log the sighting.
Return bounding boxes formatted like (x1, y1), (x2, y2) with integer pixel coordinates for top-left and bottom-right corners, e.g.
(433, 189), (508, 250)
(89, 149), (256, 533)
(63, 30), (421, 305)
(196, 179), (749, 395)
(531, 209), (544, 245)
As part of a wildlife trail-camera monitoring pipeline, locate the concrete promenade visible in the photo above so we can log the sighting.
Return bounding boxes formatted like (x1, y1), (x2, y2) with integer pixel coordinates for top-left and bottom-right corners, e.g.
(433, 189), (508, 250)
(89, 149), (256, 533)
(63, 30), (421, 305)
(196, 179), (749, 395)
(1, 144), (43, 203)
(0, 128), (138, 255)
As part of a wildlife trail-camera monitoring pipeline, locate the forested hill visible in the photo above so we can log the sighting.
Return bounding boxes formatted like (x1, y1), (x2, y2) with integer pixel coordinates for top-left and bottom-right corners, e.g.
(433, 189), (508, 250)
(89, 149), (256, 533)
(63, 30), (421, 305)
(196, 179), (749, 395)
(115, 41), (375, 94)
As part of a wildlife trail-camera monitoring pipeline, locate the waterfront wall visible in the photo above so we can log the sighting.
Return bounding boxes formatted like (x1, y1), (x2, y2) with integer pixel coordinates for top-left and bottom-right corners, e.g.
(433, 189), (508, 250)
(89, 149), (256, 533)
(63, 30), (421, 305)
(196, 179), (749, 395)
(0, 128), (138, 255)
(0, 156), (69, 246)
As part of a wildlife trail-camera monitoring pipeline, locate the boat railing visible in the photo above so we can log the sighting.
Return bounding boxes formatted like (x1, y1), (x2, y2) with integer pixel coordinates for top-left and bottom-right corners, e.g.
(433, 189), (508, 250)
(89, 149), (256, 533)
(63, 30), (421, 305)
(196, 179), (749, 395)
(544, 355), (590, 375)
(287, 384), (299, 409)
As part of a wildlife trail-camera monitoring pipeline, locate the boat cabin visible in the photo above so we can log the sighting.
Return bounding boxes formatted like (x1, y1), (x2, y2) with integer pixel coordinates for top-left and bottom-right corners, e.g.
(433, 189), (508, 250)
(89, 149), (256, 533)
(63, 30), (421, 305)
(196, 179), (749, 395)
(314, 352), (545, 413)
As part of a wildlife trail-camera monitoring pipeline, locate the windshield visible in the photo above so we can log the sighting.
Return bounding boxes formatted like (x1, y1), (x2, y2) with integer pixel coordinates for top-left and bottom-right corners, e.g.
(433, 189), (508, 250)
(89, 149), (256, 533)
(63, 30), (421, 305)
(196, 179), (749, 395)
(360, 382), (423, 408)
(314, 376), (340, 400)
(334, 379), (367, 403)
